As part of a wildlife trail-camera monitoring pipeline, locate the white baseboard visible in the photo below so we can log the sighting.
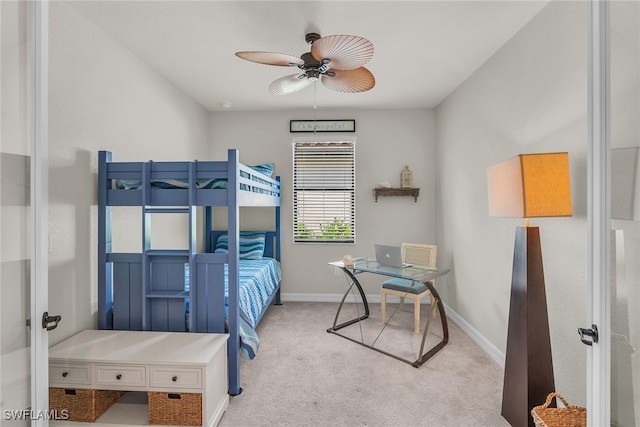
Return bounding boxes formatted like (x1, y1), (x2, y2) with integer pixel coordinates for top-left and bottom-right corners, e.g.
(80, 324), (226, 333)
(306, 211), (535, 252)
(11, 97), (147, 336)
(442, 303), (505, 368)
(280, 293), (505, 368)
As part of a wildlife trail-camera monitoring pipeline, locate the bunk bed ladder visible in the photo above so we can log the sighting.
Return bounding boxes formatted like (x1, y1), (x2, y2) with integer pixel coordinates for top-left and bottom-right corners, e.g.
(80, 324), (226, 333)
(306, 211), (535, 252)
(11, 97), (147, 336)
(140, 162), (197, 332)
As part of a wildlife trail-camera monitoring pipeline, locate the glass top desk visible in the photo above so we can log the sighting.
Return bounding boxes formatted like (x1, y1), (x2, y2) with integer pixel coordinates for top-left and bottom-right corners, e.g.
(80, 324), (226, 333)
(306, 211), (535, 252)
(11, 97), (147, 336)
(328, 258), (451, 367)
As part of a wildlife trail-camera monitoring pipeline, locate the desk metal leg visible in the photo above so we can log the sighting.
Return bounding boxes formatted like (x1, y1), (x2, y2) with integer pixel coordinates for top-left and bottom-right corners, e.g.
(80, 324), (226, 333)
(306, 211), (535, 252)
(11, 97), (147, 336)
(327, 267), (369, 332)
(412, 280), (449, 367)
(327, 268), (449, 368)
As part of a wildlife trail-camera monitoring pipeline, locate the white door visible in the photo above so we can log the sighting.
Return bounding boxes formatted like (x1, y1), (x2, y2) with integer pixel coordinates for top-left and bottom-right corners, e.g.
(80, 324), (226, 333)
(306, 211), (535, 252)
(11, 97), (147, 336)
(0, 1), (50, 425)
(587, 1), (640, 425)
(609, 1), (640, 425)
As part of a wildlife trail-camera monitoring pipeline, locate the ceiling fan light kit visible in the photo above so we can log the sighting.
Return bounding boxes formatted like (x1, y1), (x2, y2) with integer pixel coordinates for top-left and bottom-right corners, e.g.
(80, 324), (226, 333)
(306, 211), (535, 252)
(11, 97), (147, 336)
(236, 33), (375, 96)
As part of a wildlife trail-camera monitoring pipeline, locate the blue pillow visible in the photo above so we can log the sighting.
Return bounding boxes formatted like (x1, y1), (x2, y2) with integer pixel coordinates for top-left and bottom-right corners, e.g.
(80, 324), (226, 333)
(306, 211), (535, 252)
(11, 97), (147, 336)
(249, 163), (274, 177)
(214, 231), (266, 260)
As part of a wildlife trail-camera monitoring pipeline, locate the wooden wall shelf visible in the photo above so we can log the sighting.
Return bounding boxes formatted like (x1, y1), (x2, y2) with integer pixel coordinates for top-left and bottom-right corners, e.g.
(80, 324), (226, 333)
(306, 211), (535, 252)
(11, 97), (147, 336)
(373, 187), (420, 202)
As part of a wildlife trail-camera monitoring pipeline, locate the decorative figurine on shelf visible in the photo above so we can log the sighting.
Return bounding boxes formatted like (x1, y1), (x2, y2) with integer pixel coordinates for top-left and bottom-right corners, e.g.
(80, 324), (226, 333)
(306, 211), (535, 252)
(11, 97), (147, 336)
(401, 165), (413, 188)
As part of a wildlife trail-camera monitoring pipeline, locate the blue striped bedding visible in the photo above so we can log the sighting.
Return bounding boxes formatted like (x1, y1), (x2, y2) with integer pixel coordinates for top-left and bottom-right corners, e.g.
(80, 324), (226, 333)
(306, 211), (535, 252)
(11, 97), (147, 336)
(113, 163), (277, 196)
(229, 258), (281, 330)
(186, 257), (280, 360)
(114, 178), (228, 189)
(227, 258), (281, 359)
(114, 178), (277, 196)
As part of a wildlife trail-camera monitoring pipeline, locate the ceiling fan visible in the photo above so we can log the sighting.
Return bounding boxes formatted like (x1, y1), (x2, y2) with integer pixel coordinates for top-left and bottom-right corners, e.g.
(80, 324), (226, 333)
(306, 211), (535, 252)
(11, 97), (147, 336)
(235, 32), (375, 96)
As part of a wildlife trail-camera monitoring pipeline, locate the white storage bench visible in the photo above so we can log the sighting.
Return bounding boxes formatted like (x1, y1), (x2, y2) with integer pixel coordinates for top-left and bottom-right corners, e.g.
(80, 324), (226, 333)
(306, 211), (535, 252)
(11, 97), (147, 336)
(49, 330), (229, 427)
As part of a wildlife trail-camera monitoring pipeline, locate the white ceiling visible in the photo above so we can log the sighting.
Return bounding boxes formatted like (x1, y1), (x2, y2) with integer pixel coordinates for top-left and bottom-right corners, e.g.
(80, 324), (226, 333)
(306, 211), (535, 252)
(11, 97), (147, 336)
(67, 1), (548, 113)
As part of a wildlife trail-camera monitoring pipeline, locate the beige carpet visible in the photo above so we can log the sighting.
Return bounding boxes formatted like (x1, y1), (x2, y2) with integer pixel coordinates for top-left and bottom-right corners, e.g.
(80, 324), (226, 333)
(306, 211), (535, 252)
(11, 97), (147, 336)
(218, 301), (509, 427)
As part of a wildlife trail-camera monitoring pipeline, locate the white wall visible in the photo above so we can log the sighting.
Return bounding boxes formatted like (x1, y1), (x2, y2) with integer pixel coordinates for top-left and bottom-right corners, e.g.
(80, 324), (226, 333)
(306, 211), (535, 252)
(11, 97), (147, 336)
(436, 1), (588, 404)
(48, 2), (211, 345)
(209, 109), (437, 298)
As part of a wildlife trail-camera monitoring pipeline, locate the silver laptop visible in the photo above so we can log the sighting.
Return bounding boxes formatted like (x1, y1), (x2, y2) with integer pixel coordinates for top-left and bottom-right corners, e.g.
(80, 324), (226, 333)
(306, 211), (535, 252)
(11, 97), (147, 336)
(374, 244), (412, 268)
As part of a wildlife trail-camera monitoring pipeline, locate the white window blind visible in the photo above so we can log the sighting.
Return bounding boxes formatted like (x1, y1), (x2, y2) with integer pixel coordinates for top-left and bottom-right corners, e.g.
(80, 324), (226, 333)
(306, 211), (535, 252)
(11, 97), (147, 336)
(293, 140), (355, 243)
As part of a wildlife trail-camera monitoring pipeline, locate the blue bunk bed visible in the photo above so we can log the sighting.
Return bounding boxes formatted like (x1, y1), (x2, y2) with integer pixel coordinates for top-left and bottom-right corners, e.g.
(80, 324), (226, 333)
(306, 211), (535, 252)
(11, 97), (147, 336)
(97, 149), (281, 396)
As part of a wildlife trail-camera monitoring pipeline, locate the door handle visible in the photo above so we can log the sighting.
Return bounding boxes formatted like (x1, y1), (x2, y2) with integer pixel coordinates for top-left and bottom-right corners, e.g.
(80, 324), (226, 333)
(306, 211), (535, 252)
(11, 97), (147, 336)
(578, 324), (598, 346)
(42, 312), (62, 331)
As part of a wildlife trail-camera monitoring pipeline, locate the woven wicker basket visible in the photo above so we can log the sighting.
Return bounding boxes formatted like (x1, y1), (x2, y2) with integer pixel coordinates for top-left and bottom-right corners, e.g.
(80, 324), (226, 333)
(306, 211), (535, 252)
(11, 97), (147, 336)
(531, 392), (586, 427)
(49, 388), (124, 422)
(148, 392), (202, 426)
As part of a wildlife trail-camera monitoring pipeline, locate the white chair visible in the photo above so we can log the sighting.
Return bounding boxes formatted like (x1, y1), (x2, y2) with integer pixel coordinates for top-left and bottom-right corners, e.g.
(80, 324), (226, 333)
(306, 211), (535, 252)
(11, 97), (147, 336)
(381, 243), (438, 333)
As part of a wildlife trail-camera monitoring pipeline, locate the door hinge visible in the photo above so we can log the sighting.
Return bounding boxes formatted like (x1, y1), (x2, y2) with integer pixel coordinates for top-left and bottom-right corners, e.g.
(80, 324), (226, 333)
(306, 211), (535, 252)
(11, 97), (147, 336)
(578, 324), (598, 346)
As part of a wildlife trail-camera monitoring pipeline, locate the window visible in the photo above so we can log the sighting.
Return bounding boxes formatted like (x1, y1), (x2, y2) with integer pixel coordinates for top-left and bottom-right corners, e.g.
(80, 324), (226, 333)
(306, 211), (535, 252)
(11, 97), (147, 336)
(293, 140), (355, 243)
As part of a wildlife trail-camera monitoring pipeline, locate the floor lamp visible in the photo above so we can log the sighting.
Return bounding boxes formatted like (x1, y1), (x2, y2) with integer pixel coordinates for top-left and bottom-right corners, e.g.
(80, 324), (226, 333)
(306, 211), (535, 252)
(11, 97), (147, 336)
(487, 152), (573, 427)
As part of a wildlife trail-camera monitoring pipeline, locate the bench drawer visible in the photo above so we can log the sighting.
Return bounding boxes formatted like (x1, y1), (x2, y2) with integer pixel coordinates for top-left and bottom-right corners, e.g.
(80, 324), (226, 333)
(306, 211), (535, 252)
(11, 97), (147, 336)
(149, 367), (202, 390)
(94, 365), (146, 388)
(49, 363), (91, 386)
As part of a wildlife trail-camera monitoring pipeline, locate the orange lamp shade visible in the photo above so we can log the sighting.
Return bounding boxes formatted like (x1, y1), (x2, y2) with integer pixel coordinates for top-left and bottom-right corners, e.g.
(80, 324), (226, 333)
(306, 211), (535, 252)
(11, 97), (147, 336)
(487, 152), (573, 218)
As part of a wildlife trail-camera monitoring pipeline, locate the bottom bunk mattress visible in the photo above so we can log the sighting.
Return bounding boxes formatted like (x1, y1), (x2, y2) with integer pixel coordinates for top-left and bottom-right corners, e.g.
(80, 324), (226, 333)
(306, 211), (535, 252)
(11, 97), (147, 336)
(186, 257), (281, 360)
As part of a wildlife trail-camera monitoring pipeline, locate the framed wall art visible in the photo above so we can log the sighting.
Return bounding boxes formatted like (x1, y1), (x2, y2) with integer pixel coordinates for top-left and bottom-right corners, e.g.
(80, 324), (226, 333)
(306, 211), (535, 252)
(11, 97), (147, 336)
(290, 120), (356, 133)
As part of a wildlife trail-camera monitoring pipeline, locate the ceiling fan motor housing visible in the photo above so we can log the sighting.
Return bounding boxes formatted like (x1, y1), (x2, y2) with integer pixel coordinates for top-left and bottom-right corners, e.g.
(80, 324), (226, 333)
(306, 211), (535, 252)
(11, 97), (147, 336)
(305, 32), (321, 45)
(300, 52), (320, 67)
(299, 52), (331, 79)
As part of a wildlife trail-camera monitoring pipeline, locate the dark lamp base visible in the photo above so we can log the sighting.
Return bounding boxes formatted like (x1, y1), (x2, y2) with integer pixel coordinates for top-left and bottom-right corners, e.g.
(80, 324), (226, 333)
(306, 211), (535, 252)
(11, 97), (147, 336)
(501, 226), (556, 427)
